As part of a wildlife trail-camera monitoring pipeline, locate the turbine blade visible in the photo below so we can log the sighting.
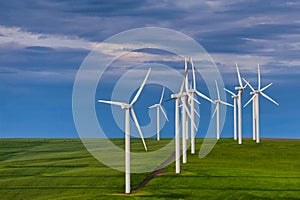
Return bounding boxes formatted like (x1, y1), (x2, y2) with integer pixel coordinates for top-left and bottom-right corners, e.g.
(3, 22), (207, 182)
(211, 105), (217, 119)
(130, 68), (151, 106)
(187, 92), (200, 105)
(192, 96), (201, 105)
(185, 67), (189, 92)
(180, 58), (189, 93)
(165, 98), (173, 102)
(236, 63), (243, 87)
(220, 100), (233, 107)
(261, 83), (272, 92)
(242, 78), (255, 92)
(131, 108), (148, 151)
(224, 88), (235, 96)
(98, 100), (124, 107)
(258, 64), (261, 90)
(215, 80), (220, 101)
(195, 90), (215, 104)
(194, 108), (200, 118)
(244, 95), (256, 108)
(159, 87), (165, 104)
(159, 105), (169, 121)
(260, 92), (279, 106)
(191, 57), (196, 90)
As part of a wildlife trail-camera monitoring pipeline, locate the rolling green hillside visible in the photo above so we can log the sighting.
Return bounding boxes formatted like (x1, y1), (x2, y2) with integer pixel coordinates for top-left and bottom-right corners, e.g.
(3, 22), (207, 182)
(0, 138), (299, 199)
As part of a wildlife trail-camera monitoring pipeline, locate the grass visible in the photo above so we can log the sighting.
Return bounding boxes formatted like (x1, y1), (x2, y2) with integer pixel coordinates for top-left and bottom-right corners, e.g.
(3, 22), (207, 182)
(0, 138), (299, 199)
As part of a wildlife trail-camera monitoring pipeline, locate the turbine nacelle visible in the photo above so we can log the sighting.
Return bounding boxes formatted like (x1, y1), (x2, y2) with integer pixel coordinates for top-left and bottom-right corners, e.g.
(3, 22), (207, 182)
(234, 86), (245, 91)
(214, 100), (221, 104)
(171, 93), (187, 99)
(250, 91), (259, 95)
(186, 88), (196, 93)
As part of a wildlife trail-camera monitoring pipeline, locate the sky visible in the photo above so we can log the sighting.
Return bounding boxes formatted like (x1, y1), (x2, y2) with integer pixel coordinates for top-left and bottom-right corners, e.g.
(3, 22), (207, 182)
(0, 0), (299, 139)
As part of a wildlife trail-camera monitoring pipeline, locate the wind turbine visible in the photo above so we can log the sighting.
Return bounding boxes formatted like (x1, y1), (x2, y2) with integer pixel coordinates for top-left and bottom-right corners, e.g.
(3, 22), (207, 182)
(185, 82), (200, 154)
(98, 68), (151, 194)
(171, 58), (196, 171)
(212, 81), (233, 139)
(235, 64), (247, 144)
(185, 57), (214, 154)
(224, 88), (238, 140)
(180, 60), (198, 164)
(243, 64), (279, 143)
(149, 87), (169, 140)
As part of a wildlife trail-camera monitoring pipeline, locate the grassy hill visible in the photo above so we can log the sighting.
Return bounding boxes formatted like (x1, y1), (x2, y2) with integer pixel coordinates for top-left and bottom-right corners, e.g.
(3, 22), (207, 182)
(0, 138), (299, 199)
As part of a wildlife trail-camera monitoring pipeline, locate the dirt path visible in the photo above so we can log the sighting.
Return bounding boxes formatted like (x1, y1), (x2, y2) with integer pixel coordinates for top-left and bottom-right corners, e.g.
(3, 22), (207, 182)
(131, 152), (175, 192)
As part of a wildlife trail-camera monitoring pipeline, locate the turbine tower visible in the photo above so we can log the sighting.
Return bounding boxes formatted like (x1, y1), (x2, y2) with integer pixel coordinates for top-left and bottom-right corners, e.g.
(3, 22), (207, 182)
(171, 58), (196, 170)
(98, 68), (151, 194)
(178, 59), (197, 164)
(212, 81), (233, 139)
(224, 88), (238, 140)
(243, 64), (279, 143)
(235, 64), (246, 144)
(186, 57), (214, 154)
(149, 87), (169, 140)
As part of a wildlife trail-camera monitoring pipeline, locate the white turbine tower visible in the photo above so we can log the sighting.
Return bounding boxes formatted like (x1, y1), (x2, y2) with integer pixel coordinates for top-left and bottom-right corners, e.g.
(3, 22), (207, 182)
(243, 64), (279, 143)
(178, 59), (198, 164)
(98, 68), (151, 194)
(171, 58), (196, 171)
(224, 88), (238, 140)
(171, 59), (188, 173)
(235, 64), (246, 144)
(212, 81), (233, 139)
(149, 87), (169, 140)
(186, 57), (214, 154)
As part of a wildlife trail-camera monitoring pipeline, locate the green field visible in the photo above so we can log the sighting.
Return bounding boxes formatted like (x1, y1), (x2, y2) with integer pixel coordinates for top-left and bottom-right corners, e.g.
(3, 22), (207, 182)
(0, 138), (299, 199)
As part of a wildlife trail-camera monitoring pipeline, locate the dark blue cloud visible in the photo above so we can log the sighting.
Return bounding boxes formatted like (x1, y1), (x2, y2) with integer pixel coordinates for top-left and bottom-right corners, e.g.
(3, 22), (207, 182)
(132, 48), (178, 56)
(1, 0), (299, 53)
(219, 0), (300, 16)
(0, 45), (88, 71)
(198, 23), (300, 54)
(25, 46), (55, 52)
(0, 0), (185, 41)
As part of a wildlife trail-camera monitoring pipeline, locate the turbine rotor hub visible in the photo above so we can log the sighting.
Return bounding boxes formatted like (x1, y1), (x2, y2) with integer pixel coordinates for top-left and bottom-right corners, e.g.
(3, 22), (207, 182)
(121, 104), (131, 109)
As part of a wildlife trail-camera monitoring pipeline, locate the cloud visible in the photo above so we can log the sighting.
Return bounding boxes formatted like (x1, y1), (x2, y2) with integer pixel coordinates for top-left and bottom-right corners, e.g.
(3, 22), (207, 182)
(1, 0), (300, 84)
(0, 44), (88, 71)
(0, 25), (90, 84)
(0, 26), (97, 50)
